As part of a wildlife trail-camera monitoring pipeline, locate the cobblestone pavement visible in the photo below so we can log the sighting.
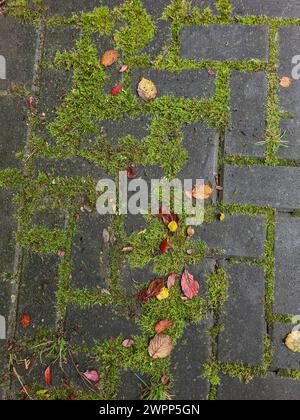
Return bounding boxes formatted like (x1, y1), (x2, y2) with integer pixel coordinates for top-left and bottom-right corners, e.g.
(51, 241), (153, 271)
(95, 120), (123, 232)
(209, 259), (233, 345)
(0, 0), (300, 401)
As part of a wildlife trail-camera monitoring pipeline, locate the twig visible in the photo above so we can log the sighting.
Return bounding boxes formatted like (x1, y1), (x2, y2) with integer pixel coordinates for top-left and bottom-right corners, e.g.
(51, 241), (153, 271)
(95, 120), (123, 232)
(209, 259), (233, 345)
(12, 367), (32, 400)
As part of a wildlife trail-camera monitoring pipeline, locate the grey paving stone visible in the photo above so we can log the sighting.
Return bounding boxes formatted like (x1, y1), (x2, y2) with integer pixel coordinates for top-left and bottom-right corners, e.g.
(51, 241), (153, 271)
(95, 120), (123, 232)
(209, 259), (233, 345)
(171, 320), (212, 401)
(117, 372), (145, 400)
(191, 0), (218, 14)
(272, 324), (300, 371)
(0, 16), (36, 90)
(100, 116), (151, 146)
(231, 0), (300, 18)
(0, 191), (17, 275)
(218, 264), (266, 365)
(223, 165), (300, 210)
(180, 25), (269, 62)
(17, 254), (59, 337)
(274, 216), (300, 314)
(197, 215), (266, 258)
(278, 27), (300, 161)
(132, 69), (215, 99)
(225, 71), (267, 158)
(218, 373), (300, 400)
(31, 210), (65, 230)
(71, 213), (111, 289)
(45, 0), (110, 16)
(0, 271), (10, 400)
(178, 123), (219, 187)
(66, 305), (140, 348)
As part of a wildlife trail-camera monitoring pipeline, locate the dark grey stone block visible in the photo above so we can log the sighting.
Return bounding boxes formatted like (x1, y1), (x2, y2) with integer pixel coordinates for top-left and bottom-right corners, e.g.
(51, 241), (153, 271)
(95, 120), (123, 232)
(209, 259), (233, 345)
(132, 69), (215, 99)
(31, 210), (65, 230)
(117, 371), (144, 400)
(45, 0), (109, 16)
(223, 165), (300, 210)
(66, 305), (140, 348)
(218, 264), (266, 365)
(274, 216), (300, 314)
(0, 191), (17, 275)
(225, 71), (267, 157)
(231, 0), (300, 18)
(171, 321), (212, 400)
(71, 213), (111, 289)
(0, 16), (36, 89)
(197, 215), (266, 258)
(100, 116), (151, 146)
(218, 373), (300, 400)
(278, 27), (300, 161)
(180, 25), (269, 62)
(191, 1), (218, 14)
(272, 324), (300, 371)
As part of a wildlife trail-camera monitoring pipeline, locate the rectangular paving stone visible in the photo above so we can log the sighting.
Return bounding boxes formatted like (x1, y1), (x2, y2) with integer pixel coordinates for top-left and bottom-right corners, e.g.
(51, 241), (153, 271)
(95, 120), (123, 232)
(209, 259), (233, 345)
(117, 372), (144, 401)
(225, 71), (267, 158)
(66, 305), (140, 348)
(223, 165), (300, 210)
(278, 27), (300, 161)
(218, 264), (266, 365)
(171, 320), (212, 400)
(0, 15), (36, 90)
(71, 213), (111, 289)
(274, 216), (300, 314)
(0, 272), (10, 400)
(272, 324), (300, 371)
(231, 0), (300, 18)
(218, 373), (300, 400)
(180, 25), (269, 62)
(197, 215), (266, 259)
(132, 69), (215, 99)
(45, 0), (110, 16)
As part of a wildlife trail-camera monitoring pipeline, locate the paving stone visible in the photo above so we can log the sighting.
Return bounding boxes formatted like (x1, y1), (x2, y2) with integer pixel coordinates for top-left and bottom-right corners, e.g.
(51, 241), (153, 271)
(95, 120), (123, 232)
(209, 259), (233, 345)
(272, 324), (300, 371)
(231, 0), (300, 18)
(225, 71), (267, 158)
(191, 1), (218, 14)
(278, 27), (300, 161)
(171, 320), (212, 400)
(17, 254), (59, 339)
(218, 373), (300, 400)
(223, 165), (300, 210)
(66, 305), (140, 348)
(180, 25), (269, 62)
(132, 69), (215, 99)
(0, 15), (36, 90)
(0, 271), (10, 400)
(117, 372), (144, 400)
(274, 216), (300, 314)
(197, 215), (266, 259)
(45, 0), (108, 16)
(100, 116), (151, 146)
(218, 264), (266, 366)
(31, 210), (65, 230)
(71, 213), (111, 289)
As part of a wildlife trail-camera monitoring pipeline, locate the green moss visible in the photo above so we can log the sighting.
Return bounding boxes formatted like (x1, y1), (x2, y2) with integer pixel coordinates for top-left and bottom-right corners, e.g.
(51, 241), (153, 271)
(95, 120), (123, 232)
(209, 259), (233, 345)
(17, 226), (69, 254)
(205, 267), (229, 314)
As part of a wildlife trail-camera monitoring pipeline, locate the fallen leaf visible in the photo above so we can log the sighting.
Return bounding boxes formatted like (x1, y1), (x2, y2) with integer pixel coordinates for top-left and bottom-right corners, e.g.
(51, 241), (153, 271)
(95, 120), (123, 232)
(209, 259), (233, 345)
(156, 287), (169, 301)
(187, 226), (195, 237)
(102, 228), (110, 244)
(157, 207), (179, 227)
(161, 375), (170, 385)
(168, 221), (178, 233)
(167, 273), (177, 290)
(122, 339), (134, 348)
(111, 83), (123, 96)
(83, 370), (100, 383)
(21, 313), (30, 328)
(57, 249), (65, 258)
(192, 184), (213, 200)
(126, 166), (137, 179)
(280, 76), (292, 88)
(121, 246), (133, 253)
(138, 279), (165, 303)
(155, 320), (173, 334)
(208, 68), (215, 77)
(100, 50), (119, 67)
(159, 238), (173, 254)
(137, 78), (157, 101)
(219, 213), (225, 221)
(285, 331), (300, 353)
(44, 366), (52, 387)
(148, 334), (173, 359)
(181, 269), (200, 300)
(119, 64), (128, 73)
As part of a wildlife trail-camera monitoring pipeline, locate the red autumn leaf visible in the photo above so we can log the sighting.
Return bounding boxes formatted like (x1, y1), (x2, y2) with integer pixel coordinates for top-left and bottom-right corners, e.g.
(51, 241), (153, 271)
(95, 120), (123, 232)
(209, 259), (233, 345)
(21, 313), (30, 328)
(111, 83), (123, 96)
(83, 370), (100, 383)
(155, 320), (173, 335)
(67, 396), (77, 400)
(126, 166), (137, 179)
(181, 269), (200, 300)
(159, 238), (172, 254)
(44, 365), (52, 387)
(157, 207), (178, 227)
(139, 279), (165, 302)
(167, 273), (177, 290)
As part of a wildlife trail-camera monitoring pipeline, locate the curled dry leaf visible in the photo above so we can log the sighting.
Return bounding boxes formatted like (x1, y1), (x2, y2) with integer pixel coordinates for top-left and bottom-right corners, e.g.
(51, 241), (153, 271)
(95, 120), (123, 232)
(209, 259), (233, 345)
(100, 50), (120, 67)
(122, 339), (134, 348)
(44, 366), (52, 387)
(280, 76), (292, 88)
(167, 273), (177, 290)
(126, 166), (138, 179)
(181, 269), (200, 300)
(121, 246), (133, 253)
(285, 331), (300, 353)
(21, 313), (30, 328)
(139, 279), (165, 302)
(160, 238), (173, 254)
(137, 78), (157, 101)
(187, 226), (195, 237)
(148, 334), (173, 359)
(102, 228), (110, 244)
(119, 64), (128, 73)
(111, 83), (123, 96)
(155, 320), (173, 335)
(83, 370), (100, 383)
(192, 184), (214, 200)
(161, 375), (170, 385)
(157, 207), (178, 227)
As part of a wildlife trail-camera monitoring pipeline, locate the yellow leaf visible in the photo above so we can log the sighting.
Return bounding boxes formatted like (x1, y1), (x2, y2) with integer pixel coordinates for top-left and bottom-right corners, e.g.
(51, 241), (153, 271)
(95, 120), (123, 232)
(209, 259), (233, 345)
(285, 331), (300, 353)
(168, 221), (178, 233)
(156, 287), (169, 301)
(137, 78), (157, 101)
(219, 213), (225, 221)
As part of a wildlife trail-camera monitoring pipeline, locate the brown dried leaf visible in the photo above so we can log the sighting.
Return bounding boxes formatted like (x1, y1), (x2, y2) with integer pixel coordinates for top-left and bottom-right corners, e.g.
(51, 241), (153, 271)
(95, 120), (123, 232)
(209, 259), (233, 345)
(280, 76), (292, 88)
(100, 50), (120, 67)
(155, 320), (173, 335)
(148, 334), (173, 359)
(285, 331), (300, 353)
(137, 78), (157, 101)
(192, 184), (214, 200)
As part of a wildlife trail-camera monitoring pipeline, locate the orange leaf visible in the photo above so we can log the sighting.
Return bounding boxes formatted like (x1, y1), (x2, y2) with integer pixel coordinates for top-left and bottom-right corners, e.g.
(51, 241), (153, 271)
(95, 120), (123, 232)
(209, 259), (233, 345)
(44, 366), (52, 387)
(280, 76), (292, 88)
(20, 313), (30, 328)
(155, 320), (173, 335)
(192, 184), (213, 200)
(100, 50), (119, 67)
